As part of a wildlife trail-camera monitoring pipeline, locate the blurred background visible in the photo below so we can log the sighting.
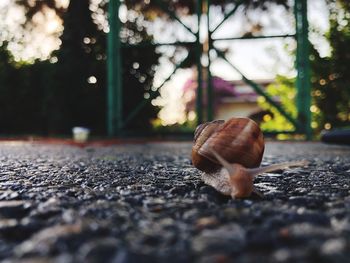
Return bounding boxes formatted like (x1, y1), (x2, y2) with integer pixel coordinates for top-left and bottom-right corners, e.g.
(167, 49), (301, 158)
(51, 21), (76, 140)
(0, 0), (349, 139)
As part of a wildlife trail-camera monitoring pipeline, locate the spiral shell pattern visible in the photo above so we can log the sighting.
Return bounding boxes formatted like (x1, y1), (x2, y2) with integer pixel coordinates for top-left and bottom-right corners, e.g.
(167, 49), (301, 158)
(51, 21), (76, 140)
(192, 118), (264, 173)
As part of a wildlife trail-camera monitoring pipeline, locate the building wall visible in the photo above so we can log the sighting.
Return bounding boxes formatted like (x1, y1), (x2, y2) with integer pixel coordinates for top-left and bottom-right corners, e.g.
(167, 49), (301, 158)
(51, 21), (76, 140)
(216, 101), (261, 120)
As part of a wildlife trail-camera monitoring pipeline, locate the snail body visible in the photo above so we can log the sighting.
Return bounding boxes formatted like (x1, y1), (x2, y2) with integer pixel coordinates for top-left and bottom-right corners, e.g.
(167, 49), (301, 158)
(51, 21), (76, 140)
(204, 150), (307, 198)
(192, 118), (308, 199)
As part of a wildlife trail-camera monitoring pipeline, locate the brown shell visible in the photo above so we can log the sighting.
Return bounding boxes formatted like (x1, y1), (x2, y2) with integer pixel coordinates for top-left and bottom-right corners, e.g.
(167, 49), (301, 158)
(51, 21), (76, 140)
(192, 118), (264, 173)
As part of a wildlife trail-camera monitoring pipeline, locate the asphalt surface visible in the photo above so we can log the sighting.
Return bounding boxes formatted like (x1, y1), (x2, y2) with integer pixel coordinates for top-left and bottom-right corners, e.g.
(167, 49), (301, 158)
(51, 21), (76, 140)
(0, 141), (349, 263)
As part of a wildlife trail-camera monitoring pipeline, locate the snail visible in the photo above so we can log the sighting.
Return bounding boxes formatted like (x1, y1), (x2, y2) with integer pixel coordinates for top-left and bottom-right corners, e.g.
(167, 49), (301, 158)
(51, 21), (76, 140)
(192, 117), (308, 198)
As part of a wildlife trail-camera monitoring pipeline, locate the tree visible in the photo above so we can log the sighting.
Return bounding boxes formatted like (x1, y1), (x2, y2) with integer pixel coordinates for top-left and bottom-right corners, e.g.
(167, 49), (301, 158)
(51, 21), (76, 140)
(3, 0), (296, 134)
(310, 0), (350, 131)
(0, 42), (53, 134)
(126, 0), (290, 16)
(45, 0), (107, 134)
(4, 0), (160, 134)
(258, 0), (350, 136)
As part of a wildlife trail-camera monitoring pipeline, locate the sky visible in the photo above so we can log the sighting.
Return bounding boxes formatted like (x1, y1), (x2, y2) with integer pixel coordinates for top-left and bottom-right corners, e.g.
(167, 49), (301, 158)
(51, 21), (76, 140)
(0, 0), (330, 125)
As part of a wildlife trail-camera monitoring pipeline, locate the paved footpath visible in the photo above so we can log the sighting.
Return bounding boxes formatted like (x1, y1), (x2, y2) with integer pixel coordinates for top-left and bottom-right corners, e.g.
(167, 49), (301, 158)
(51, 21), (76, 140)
(0, 141), (349, 263)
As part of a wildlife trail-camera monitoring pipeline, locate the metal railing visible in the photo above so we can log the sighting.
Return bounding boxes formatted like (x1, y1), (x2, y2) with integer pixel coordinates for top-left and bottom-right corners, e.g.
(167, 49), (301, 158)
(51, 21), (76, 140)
(107, 0), (311, 139)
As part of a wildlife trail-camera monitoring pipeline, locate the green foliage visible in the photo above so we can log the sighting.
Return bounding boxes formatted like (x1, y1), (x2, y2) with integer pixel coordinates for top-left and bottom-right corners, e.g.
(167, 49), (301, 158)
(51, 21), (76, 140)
(0, 42), (52, 134)
(257, 76), (297, 132)
(120, 20), (161, 131)
(126, 0), (290, 17)
(259, 0), (350, 136)
(42, 0), (106, 134)
(0, 0), (160, 135)
(310, 0), (350, 131)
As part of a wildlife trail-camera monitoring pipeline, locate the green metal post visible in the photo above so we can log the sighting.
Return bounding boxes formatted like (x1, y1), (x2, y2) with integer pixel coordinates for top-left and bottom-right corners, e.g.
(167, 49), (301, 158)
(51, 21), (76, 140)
(207, 0), (214, 121)
(295, 0), (312, 139)
(196, 0), (203, 125)
(107, 0), (122, 136)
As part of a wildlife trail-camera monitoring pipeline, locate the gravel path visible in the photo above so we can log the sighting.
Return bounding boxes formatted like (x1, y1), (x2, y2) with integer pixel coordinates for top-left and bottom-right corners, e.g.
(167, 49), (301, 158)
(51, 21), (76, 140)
(0, 141), (349, 263)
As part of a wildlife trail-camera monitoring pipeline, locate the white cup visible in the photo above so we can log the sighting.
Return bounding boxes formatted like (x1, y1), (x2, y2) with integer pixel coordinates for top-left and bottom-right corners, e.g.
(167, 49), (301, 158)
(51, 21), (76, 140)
(72, 127), (90, 143)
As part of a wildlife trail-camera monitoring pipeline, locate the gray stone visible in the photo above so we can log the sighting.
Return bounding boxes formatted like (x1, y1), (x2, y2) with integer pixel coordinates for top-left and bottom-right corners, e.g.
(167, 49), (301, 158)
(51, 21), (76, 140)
(0, 201), (31, 219)
(321, 238), (347, 255)
(77, 238), (120, 263)
(15, 223), (83, 256)
(192, 224), (246, 253)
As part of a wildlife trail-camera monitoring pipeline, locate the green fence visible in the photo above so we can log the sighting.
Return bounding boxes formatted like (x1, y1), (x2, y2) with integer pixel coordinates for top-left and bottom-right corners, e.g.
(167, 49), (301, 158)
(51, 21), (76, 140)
(107, 0), (311, 139)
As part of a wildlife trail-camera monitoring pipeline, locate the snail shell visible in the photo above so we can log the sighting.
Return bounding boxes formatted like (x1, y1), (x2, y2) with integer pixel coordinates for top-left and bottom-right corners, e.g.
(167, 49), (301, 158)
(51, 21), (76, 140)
(192, 117), (265, 173)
